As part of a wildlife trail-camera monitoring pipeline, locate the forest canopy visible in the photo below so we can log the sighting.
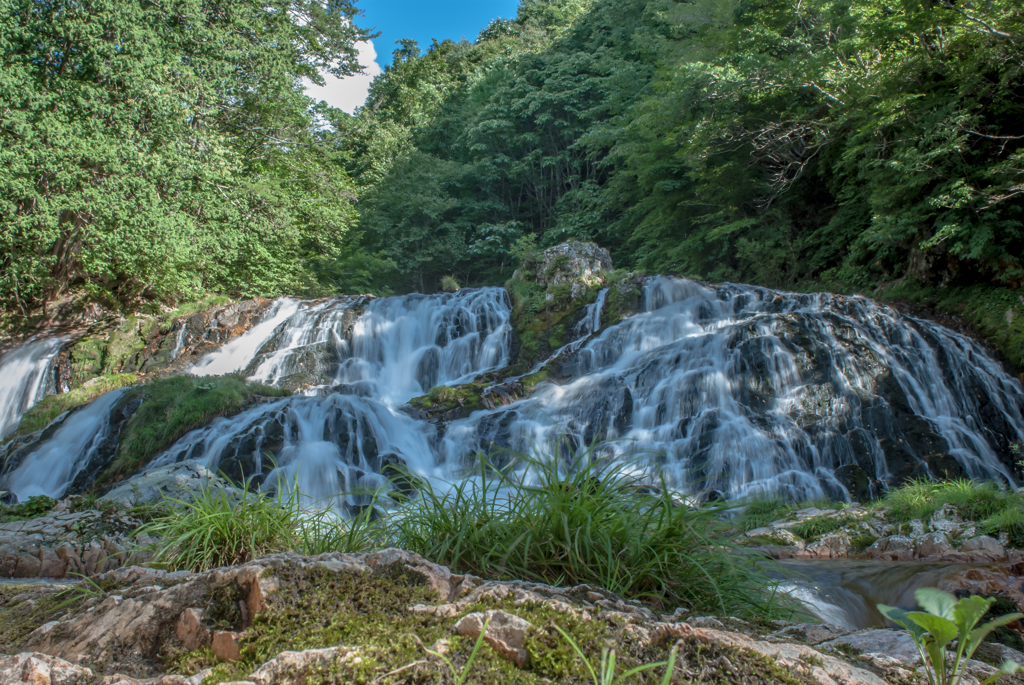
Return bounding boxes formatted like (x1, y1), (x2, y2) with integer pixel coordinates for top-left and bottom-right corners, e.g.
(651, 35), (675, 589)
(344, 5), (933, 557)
(1, 0), (1022, 320)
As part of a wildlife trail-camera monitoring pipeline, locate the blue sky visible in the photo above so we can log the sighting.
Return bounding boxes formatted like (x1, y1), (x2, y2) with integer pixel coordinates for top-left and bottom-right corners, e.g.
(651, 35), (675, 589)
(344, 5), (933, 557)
(305, 0), (521, 113)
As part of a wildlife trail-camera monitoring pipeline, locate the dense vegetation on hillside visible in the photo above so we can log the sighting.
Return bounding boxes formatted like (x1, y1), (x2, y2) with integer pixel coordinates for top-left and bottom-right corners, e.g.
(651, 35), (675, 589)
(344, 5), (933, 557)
(0, 0), (368, 313)
(2, 0), (1022, 365)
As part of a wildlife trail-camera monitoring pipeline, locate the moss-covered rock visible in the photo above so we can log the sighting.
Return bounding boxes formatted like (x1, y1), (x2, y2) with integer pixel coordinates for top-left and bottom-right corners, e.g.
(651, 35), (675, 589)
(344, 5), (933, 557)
(0, 550), (883, 684)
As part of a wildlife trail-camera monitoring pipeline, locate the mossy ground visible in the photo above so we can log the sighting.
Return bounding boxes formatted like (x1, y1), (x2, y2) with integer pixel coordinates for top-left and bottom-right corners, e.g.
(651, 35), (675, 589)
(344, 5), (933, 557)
(166, 565), (815, 685)
(98, 375), (290, 484)
(408, 382), (489, 415)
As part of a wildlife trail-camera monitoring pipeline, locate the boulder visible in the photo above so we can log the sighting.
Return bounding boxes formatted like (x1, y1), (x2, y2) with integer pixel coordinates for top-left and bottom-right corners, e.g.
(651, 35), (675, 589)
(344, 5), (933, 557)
(101, 460), (237, 507)
(915, 531), (954, 558)
(959, 535), (1007, 561)
(532, 241), (613, 296)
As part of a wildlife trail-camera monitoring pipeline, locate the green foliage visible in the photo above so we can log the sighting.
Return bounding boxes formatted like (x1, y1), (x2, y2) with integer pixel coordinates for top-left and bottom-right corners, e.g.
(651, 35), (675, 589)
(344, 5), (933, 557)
(106, 375), (290, 480)
(0, 495), (56, 523)
(10, 374), (138, 438)
(790, 515), (854, 542)
(441, 275), (462, 293)
(428, 385), (458, 404)
(552, 624), (676, 685)
(388, 449), (789, 619)
(879, 588), (1023, 685)
(138, 479), (378, 572)
(0, 0), (368, 316)
(882, 479), (1012, 523)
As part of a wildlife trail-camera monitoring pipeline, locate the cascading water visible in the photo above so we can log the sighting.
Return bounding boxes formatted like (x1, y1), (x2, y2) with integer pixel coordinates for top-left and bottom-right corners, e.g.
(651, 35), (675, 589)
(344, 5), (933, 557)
(3, 278), (1023, 504)
(1, 390), (123, 499)
(0, 337), (66, 438)
(144, 288), (515, 503)
(441, 277), (1024, 500)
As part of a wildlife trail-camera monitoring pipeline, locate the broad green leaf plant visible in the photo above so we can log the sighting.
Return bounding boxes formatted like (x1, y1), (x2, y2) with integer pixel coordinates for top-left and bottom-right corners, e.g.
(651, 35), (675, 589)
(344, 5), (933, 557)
(879, 588), (1023, 685)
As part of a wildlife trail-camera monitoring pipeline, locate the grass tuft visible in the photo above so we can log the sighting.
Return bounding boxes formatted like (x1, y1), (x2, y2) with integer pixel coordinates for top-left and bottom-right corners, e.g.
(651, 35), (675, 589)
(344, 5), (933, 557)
(389, 449), (788, 619)
(137, 478), (378, 572)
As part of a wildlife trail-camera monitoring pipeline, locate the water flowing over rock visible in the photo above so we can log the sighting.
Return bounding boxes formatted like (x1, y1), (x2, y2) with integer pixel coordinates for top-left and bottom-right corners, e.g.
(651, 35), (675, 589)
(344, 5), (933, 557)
(1, 390), (124, 500)
(442, 277), (1024, 500)
(0, 338), (66, 439)
(2, 273), (1023, 503)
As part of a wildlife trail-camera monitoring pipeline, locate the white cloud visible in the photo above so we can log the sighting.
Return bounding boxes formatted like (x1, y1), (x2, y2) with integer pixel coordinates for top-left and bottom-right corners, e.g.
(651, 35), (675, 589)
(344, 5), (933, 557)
(304, 40), (383, 114)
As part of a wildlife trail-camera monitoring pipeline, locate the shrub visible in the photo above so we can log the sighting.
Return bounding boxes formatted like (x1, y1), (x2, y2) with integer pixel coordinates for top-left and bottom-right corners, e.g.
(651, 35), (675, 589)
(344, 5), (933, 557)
(0, 495), (56, 522)
(440, 275), (461, 292)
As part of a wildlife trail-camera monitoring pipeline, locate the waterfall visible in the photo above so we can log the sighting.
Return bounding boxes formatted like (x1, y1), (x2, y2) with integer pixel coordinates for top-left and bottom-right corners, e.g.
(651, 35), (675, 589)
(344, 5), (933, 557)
(440, 277), (1024, 500)
(0, 337), (66, 438)
(3, 278), (1022, 503)
(190, 298), (302, 377)
(1, 390), (123, 500)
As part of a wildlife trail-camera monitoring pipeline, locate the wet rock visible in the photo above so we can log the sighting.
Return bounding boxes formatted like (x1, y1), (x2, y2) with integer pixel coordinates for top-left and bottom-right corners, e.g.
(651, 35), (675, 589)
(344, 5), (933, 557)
(960, 535), (1007, 561)
(454, 610), (532, 668)
(768, 623), (849, 645)
(821, 629), (921, 666)
(101, 460), (237, 507)
(915, 531), (954, 558)
(803, 533), (852, 559)
(863, 535), (916, 561)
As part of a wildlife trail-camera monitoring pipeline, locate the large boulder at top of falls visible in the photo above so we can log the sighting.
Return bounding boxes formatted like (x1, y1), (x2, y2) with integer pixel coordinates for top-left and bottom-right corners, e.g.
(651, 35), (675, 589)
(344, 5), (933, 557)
(525, 241), (613, 297)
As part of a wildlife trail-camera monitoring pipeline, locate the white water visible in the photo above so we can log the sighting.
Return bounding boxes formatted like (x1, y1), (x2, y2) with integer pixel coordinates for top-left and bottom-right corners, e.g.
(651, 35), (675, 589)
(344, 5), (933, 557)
(3, 278), (1023, 503)
(2, 390), (123, 499)
(0, 337), (65, 438)
(441, 277), (1024, 500)
(190, 298), (301, 377)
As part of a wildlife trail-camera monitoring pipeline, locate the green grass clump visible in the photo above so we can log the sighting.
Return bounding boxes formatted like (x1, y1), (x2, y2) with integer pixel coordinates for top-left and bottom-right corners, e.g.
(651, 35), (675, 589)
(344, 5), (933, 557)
(389, 451), (788, 619)
(790, 515), (854, 542)
(103, 374), (290, 480)
(735, 498), (794, 532)
(10, 373), (138, 438)
(138, 481), (378, 572)
(429, 384), (458, 403)
(981, 508), (1024, 550)
(882, 479), (1013, 523)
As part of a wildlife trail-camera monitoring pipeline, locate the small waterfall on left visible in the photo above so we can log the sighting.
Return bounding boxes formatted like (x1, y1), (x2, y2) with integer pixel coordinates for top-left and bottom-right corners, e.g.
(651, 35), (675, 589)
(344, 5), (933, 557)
(0, 337), (66, 439)
(2, 390), (123, 499)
